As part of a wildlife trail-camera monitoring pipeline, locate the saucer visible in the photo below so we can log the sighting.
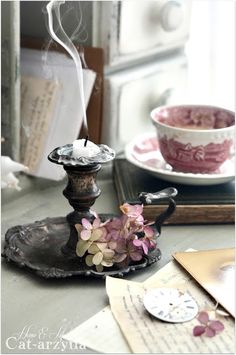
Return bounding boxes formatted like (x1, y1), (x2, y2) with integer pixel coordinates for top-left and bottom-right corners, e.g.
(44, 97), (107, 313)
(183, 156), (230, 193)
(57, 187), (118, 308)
(125, 133), (235, 186)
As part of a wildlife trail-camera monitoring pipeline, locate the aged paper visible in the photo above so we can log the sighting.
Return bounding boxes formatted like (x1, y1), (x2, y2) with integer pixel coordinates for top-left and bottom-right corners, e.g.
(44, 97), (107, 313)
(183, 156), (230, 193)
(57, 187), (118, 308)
(63, 256), (234, 353)
(21, 75), (60, 173)
(63, 306), (131, 353)
(106, 265), (235, 354)
(173, 248), (235, 317)
(63, 258), (192, 353)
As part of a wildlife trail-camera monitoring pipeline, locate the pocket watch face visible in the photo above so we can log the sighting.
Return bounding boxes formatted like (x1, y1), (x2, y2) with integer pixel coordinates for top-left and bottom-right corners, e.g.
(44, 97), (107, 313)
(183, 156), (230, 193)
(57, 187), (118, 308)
(143, 288), (198, 323)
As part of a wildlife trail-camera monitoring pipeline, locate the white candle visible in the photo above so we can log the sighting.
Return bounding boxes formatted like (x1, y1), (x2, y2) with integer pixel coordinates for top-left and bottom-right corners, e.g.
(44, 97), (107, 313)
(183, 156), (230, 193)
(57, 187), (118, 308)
(72, 139), (100, 158)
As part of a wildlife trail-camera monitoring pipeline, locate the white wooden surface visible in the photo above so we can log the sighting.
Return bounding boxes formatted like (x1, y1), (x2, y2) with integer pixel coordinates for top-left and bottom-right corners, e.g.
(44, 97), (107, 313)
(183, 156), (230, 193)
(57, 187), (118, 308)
(1, 174), (234, 354)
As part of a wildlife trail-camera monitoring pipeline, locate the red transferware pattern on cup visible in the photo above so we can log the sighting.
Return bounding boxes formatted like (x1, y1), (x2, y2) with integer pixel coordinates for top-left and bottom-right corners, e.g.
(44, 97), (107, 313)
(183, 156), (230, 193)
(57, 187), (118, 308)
(151, 105), (235, 174)
(159, 136), (233, 173)
(155, 106), (234, 130)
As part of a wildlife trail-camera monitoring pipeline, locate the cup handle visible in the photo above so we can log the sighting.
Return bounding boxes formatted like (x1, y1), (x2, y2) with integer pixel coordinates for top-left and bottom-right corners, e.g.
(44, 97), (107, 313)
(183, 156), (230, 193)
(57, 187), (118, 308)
(138, 187), (177, 234)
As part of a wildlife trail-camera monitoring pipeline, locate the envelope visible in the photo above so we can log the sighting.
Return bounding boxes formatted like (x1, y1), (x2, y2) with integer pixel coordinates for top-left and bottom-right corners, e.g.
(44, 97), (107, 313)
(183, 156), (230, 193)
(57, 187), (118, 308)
(173, 248), (235, 317)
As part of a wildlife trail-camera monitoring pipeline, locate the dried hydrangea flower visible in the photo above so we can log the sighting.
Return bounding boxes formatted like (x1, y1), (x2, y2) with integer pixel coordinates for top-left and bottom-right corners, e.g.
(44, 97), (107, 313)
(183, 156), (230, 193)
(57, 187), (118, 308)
(75, 203), (157, 271)
(114, 239), (143, 262)
(120, 203), (143, 218)
(106, 216), (129, 240)
(80, 218), (107, 241)
(76, 218), (107, 257)
(193, 311), (224, 337)
(85, 242), (115, 272)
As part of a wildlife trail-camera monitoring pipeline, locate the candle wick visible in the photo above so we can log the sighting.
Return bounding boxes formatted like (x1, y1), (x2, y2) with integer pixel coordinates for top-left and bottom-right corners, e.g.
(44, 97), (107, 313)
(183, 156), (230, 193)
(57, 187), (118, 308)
(84, 135), (89, 147)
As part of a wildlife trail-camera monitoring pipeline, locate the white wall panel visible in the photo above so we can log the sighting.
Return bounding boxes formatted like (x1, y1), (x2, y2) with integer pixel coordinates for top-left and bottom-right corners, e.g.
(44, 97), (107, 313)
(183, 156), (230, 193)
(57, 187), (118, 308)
(102, 54), (188, 151)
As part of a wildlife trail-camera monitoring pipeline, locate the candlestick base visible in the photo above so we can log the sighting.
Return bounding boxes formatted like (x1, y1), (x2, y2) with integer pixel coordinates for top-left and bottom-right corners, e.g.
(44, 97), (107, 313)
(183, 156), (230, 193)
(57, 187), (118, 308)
(2, 142), (177, 279)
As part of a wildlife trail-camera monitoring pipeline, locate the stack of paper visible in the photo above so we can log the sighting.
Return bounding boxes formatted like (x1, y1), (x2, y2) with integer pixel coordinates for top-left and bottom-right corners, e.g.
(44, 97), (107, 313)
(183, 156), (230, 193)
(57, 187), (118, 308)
(63, 253), (234, 353)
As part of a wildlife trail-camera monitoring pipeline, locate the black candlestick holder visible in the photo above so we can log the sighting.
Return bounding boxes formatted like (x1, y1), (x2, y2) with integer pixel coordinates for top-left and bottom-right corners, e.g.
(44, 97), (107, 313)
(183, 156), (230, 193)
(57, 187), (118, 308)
(48, 143), (115, 257)
(2, 143), (177, 279)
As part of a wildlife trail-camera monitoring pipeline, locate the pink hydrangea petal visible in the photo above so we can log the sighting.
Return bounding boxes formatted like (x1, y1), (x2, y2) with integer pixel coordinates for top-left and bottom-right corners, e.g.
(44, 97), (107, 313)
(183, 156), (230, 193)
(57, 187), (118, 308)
(209, 320), (224, 332)
(142, 242), (149, 255)
(120, 203), (131, 215)
(81, 218), (92, 230)
(130, 251), (143, 261)
(133, 239), (142, 247)
(115, 240), (127, 253)
(114, 253), (127, 263)
(98, 234), (108, 243)
(93, 218), (101, 229)
(205, 326), (216, 337)
(146, 220), (155, 226)
(107, 218), (122, 231)
(120, 203), (143, 218)
(108, 241), (117, 249)
(101, 218), (111, 227)
(80, 229), (91, 240)
(193, 325), (206, 336)
(110, 230), (120, 240)
(144, 226), (154, 238)
(136, 214), (144, 223)
(100, 226), (108, 239)
(197, 311), (209, 324)
(134, 204), (143, 216)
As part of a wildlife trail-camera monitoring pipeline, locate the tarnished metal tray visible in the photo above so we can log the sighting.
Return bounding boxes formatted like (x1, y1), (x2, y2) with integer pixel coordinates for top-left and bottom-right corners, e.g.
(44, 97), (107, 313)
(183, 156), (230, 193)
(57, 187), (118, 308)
(2, 217), (161, 279)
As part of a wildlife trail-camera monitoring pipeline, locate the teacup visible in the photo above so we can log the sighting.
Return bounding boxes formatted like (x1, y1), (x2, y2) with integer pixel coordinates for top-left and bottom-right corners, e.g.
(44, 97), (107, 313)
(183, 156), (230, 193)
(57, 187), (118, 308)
(150, 104), (235, 174)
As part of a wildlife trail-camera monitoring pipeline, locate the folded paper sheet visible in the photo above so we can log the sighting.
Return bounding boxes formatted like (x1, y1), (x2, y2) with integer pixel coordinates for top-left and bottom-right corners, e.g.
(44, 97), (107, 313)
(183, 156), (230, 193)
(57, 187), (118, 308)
(63, 306), (131, 353)
(63, 257), (234, 353)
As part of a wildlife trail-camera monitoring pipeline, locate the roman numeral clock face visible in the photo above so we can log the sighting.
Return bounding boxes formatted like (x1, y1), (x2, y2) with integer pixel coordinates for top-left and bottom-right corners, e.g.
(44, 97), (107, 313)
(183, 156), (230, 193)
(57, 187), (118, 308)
(143, 288), (198, 323)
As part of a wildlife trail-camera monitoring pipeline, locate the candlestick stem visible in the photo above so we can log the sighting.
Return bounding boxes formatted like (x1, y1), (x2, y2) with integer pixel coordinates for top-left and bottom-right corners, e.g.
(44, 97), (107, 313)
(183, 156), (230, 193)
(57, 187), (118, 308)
(62, 164), (101, 256)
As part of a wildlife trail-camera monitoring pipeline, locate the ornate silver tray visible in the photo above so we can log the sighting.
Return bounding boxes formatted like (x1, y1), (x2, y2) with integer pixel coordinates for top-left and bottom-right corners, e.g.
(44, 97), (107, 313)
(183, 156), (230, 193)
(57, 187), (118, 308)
(2, 217), (161, 279)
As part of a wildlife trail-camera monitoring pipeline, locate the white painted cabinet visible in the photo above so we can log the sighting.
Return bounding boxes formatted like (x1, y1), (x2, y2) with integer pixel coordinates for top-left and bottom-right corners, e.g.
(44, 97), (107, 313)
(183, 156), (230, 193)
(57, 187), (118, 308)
(93, 1), (191, 68)
(103, 54), (187, 150)
(93, 0), (191, 149)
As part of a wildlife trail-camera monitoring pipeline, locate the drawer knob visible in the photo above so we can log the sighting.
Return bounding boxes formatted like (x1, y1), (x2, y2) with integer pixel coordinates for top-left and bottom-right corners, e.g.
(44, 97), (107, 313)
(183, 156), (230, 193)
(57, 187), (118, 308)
(160, 1), (184, 31)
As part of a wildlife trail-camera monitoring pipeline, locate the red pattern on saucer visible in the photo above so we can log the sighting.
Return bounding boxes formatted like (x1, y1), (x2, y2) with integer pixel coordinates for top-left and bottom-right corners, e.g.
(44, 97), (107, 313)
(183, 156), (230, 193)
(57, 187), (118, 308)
(126, 133), (234, 186)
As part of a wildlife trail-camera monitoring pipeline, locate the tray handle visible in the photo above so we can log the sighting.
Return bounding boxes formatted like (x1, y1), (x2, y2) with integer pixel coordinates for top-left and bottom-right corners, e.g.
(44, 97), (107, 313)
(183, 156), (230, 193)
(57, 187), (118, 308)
(138, 187), (177, 234)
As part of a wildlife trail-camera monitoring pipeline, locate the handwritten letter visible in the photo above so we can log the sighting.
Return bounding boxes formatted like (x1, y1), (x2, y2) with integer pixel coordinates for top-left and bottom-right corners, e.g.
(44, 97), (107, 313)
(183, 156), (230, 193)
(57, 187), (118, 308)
(21, 75), (61, 173)
(106, 263), (235, 354)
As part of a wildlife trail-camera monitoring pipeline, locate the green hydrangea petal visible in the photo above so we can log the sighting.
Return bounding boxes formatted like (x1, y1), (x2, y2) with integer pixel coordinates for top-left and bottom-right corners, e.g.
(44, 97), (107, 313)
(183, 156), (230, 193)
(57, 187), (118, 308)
(103, 249), (115, 259)
(91, 229), (103, 241)
(92, 252), (103, 265)
(85, 254), (94, 267)
(88, 243), (100, 254)
(101, 260), (114, 267)
(96, 264), (103, 272)
(96, 242), (108, 251)
(76, 240), (92, 257)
